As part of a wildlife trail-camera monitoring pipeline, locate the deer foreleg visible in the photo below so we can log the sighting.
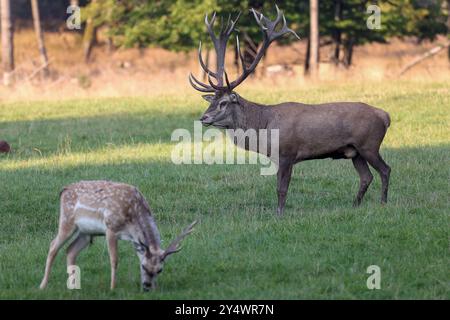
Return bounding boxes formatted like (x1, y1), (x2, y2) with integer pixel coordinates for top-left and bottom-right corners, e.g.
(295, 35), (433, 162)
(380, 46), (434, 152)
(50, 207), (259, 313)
(106, 230), (118, 290)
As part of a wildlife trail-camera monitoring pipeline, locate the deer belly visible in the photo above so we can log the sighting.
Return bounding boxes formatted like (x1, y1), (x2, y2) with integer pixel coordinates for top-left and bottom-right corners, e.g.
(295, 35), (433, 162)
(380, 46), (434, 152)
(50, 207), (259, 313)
(75, 217), (107, 234)
(73, 201), (107, 234)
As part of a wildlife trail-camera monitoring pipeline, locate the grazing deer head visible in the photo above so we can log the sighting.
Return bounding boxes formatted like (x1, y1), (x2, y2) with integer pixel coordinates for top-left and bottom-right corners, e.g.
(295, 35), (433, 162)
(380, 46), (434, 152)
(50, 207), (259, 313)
(190, 6), (391, 215)
(136, 220), (197, 291)
(39, 181), (197, 291)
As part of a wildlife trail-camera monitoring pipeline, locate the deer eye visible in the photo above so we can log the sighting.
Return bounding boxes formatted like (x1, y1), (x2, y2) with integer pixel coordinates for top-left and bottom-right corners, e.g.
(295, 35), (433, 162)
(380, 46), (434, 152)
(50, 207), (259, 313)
(219, 101), (227, 109)
(134, 243), (146, 254)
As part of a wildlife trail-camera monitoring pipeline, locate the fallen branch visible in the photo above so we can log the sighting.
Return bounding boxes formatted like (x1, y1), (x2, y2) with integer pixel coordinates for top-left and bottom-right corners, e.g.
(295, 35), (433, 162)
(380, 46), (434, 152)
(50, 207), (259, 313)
(27, 59), (52, 81)
(46, 76), (68, 89)
(398, 42), (450, 76)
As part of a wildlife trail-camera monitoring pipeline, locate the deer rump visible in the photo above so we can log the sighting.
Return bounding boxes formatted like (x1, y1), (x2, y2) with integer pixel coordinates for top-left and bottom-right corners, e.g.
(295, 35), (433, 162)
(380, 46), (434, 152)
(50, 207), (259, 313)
(270, 102), (391, 162)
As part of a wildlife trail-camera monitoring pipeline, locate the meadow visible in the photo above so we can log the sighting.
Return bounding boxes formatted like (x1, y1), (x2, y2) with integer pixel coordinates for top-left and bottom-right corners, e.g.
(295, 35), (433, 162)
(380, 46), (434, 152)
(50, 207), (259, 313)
(0, 80), (448, 299)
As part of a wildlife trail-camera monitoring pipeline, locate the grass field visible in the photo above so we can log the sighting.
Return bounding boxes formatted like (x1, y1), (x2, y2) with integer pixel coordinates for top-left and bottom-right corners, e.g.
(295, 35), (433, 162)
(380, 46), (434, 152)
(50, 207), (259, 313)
(0, 80), (449, 299)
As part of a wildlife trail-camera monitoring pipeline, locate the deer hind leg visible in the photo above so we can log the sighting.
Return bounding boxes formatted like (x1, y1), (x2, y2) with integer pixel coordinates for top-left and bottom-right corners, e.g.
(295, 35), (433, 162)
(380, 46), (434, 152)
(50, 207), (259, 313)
(351, 154), (373, 206)
(39, 227), (77, 289)
(66, 234), (91, 266)
(106, 229), (118, 290)
(359, 150), (391, 204)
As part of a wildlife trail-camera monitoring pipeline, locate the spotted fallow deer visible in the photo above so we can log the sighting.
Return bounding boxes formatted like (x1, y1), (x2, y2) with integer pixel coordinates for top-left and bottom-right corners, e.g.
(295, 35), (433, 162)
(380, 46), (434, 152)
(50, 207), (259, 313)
(189, 6), (391, 215)
(39, 180), (197, 291)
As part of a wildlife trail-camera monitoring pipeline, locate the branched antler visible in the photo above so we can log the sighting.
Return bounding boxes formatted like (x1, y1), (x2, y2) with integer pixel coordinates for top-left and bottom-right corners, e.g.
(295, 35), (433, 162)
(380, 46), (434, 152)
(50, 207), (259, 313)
(227, 5), (299, 91)
(198, 42), (218, 79)
(189, 73), (214, 93)
(202, 12), (241, 87)
(189, 6), (299, 93)
(161, 220), (198, 260)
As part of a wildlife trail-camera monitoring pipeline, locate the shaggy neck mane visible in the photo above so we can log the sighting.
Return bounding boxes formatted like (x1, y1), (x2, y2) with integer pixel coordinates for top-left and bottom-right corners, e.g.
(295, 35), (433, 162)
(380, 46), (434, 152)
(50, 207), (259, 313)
(236, 96), (272, 131)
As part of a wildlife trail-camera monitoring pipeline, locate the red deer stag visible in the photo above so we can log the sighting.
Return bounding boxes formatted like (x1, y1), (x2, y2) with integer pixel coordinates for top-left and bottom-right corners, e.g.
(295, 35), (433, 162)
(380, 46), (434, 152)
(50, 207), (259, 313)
(189, 6), (391, 215)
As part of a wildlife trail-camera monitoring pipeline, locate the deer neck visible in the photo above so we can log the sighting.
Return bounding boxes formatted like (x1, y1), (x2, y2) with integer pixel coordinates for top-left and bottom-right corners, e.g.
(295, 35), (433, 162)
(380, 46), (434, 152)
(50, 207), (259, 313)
(134, 212), (162, 253)
(235, 97), (272, 131)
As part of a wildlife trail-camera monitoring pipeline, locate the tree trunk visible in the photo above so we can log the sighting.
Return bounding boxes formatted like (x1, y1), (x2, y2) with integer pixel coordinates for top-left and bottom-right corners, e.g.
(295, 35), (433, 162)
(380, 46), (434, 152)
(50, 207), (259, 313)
(343, 37), (354, 68)
(243, 33), (258, 77)
(83, 0), (97, 63)
(106, 34), (114, 53)
(447, 0), (450, 60)
(332, 0), (342, 65)
(31, 0), (49, 78)
(83, 21), (97, 63)
(1, 0), (14, 86)
(308, 0), (319, 78)
(105, 3), (114, 53)
(304, 37), (310, 75)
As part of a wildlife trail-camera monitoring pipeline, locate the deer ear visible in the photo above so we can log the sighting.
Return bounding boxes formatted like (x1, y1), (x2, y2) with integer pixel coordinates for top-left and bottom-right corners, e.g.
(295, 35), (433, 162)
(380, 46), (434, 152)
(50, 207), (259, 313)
(202, 95), (215, 103)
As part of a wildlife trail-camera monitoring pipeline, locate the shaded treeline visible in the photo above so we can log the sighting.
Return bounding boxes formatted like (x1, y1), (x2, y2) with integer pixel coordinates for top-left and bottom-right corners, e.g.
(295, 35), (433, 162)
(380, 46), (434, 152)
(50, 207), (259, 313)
(0, 0), (449, 84)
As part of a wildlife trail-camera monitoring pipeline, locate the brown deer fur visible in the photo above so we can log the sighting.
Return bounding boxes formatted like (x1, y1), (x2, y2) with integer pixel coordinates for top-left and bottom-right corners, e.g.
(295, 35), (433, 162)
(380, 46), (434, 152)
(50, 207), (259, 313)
(39, 180), (196, 291)
(190, 7), (391, 215)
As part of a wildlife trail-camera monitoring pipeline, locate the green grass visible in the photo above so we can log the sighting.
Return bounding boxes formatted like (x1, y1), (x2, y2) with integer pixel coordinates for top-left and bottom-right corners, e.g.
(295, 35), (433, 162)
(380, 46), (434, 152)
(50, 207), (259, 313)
(0, 80), (449, 299)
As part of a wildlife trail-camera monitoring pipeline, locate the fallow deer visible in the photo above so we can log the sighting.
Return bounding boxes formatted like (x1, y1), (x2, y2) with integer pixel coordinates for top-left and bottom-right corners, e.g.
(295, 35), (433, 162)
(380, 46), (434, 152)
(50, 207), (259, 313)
(39, 180), (197, 291)
(189, 6), (391, 215)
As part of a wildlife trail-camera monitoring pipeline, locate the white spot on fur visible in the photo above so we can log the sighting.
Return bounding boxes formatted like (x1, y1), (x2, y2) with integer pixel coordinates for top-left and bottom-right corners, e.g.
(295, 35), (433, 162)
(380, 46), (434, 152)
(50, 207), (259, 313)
(74, 201), (97, 213)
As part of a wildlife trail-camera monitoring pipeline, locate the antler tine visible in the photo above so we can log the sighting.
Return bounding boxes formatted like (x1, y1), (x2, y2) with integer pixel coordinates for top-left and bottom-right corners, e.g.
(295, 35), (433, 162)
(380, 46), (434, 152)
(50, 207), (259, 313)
(251, 8), (268, 31)
(272, 11), (300, 40)
(219, 16), (224, 35)
(223, 12), (240, 37)
(251, 6), (298, 43)
(266, 7), (300, 41)
(198, 42), (218, 79)
(274, 4), (283, 26)
(189, 73), (215, 93)
(230, 11), (241, 31)
(224, 69), (231, 91)
(207, 72), (223, 90)
(219, 14), (229, 36)
(190, 72), (212, 89)
(283, 14), (301, 40)
(205, 11), (217, 26)
(236, 35), (247, 72)
(162, 221), (198, 259)
(205, 12), (217, 43)
(275, 4), (281, 15)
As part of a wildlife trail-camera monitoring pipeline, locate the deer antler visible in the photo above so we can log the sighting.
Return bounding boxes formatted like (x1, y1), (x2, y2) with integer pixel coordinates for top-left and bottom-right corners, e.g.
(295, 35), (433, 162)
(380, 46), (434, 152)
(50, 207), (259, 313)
(226, 5), (299, 91)
(189, 11), (241, 92)
(189, 6), (299, 93)
(161, 220), (198, 260)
